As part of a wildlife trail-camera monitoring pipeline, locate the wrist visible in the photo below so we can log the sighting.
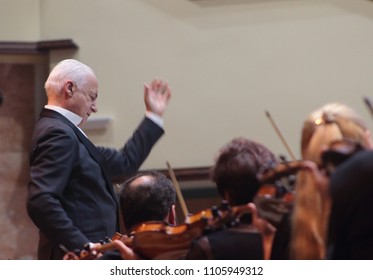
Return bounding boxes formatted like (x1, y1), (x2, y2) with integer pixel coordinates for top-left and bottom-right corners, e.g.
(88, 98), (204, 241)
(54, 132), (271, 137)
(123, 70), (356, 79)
(145, 111), (164, 128)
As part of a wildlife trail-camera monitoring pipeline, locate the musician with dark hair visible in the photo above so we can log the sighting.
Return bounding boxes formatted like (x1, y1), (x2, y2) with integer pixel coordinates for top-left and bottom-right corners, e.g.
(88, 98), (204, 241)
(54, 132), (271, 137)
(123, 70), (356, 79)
(186, 137), (277, 260)
(98, 170), (177, 260)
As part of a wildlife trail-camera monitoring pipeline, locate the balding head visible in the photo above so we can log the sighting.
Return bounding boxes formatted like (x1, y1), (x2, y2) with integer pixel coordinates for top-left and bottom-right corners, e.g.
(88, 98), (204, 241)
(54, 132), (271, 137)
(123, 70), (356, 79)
(119, 171), (176, 232)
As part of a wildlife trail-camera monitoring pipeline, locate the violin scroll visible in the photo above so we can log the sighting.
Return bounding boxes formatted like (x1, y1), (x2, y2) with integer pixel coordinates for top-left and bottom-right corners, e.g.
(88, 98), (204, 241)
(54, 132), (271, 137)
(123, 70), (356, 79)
(62, 232), (131, 260)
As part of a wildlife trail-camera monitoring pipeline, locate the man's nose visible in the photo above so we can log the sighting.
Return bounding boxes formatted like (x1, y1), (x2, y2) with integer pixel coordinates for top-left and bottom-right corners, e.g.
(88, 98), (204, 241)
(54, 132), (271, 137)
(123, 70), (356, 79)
(91, 104), (98, 113)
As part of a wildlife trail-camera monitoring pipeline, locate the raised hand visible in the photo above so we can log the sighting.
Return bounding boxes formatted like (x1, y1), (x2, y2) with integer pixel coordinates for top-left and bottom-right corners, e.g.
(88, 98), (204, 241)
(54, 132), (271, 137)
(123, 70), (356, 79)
(144, 78), (172, 117)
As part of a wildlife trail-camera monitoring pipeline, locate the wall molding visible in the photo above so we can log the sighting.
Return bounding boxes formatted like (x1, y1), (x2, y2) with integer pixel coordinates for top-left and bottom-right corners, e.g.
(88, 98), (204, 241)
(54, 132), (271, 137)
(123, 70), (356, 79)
(0, 39), (78, 54)
(155, 166), (211, 181)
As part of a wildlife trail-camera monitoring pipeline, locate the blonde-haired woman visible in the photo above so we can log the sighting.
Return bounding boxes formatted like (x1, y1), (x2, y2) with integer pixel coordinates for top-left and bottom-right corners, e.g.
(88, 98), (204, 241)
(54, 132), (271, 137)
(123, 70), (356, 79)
(290, 102), (372, 259)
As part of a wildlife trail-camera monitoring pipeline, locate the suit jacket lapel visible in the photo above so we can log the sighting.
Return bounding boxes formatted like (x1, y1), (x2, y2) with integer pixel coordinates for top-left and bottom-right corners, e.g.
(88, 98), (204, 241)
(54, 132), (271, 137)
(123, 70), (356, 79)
(40, 109), (119, 205)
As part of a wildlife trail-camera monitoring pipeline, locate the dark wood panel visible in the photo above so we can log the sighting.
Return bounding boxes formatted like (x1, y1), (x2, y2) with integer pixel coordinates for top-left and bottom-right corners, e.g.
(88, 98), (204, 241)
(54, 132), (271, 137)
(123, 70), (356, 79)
(0, 39), (78, 54)
(156, 166), (211, 181)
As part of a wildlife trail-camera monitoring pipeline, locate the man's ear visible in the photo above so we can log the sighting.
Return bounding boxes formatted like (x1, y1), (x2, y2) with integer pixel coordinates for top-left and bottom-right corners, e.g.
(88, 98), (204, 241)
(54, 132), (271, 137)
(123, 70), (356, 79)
(65, 81), (74, 97)
(167, 204), (177, 225)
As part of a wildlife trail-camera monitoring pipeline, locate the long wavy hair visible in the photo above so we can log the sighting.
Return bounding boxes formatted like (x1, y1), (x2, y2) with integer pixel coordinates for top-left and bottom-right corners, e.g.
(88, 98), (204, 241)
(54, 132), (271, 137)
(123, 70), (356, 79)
(291, 102), (371, 259)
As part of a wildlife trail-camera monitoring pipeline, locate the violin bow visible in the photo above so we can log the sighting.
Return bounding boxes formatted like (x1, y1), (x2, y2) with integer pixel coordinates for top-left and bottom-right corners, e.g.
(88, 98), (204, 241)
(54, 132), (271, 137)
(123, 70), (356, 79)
(166, 161), (189, 219)
(363, 96), (373, 120)
(265, 110), (297, 161)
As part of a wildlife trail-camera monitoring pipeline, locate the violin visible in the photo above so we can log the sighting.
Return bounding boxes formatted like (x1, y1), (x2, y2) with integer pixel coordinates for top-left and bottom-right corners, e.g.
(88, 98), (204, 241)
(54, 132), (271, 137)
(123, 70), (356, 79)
(62, 232), (125, 260)
(254, 160), (302, 227)
(132, 202), (253, 259)
(64, 201), (252, 260)
(320, 138), (364, 175)
(254, 138), (364, 228)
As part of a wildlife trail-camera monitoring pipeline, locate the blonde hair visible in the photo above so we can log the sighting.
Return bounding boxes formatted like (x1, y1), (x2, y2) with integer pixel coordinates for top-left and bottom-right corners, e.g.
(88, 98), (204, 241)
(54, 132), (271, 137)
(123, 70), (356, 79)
(291, 169), (330, 259)
(301, 103), (369, 164)
(291, 102), (369, 259)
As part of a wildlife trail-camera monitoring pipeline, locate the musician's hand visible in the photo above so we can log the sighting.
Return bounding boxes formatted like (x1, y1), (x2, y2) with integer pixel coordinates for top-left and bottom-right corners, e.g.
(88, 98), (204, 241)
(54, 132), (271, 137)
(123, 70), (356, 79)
(62, 242), (102, 260)
(63, 251), (79, 260)
(112, 236), (142, 260)
(247, 202), (276, 260)
(248, 202), (277, 236)
(301, 160), (330, 197)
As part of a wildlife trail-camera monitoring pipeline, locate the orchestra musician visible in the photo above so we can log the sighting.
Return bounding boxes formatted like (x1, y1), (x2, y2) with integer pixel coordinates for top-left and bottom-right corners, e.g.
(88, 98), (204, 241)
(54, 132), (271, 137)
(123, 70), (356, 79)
(27, 59), (171, 259)
(290, 102), (373, 259)
(186, 137), (278, 260)
(98, 170), (177, 260)
(65, 165), (269, 260)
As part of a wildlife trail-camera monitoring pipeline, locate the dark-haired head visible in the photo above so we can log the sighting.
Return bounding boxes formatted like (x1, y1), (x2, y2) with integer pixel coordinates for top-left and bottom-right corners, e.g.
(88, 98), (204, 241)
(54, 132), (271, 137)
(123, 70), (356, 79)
(211, 137), (277, 206)
(119, 171), (176, 232)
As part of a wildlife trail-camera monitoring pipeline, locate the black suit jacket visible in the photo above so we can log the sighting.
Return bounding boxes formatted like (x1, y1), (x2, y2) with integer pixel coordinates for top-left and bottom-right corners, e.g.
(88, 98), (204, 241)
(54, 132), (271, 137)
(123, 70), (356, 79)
(327, 150), (373, 259)
(186, 224), (264, 260)
(27, 108), (164, 259)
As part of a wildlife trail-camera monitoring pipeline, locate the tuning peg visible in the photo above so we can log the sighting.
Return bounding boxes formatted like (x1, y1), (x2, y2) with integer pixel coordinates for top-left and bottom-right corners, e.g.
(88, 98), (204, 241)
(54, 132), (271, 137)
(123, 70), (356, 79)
(73, 249), (81, 256)
(279, 154), (288, 163)
(83, 243), (91, 251)
(258, 164), (269, 174)
(220, 200), (230, 211)
(228, 218), (241, 228)
(211, 205), (219, 218)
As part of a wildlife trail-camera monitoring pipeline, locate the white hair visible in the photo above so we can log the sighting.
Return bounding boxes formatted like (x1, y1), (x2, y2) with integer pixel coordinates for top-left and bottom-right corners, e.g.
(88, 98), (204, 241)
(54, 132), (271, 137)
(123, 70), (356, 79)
(44, 59), (96, 97)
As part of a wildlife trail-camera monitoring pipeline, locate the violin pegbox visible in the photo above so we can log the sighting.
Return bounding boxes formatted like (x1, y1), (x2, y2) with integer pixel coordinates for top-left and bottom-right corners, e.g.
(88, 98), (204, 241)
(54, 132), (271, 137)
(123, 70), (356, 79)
(202, 200), (251, 231)
(254, 158), (304, 227)
(256, 157), (304, 195)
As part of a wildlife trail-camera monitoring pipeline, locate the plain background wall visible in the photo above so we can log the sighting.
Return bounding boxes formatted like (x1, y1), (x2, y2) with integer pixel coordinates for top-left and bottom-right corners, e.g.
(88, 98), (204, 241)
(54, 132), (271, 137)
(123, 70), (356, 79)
(2, 0), (373, 170)
(0, 0), (40, 40)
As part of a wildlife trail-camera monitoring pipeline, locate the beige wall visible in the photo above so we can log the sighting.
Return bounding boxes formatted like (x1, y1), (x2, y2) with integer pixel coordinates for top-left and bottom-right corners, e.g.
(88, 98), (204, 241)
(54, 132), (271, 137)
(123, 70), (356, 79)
(0, 0), (40, 40)
(2, 0), (373, 170)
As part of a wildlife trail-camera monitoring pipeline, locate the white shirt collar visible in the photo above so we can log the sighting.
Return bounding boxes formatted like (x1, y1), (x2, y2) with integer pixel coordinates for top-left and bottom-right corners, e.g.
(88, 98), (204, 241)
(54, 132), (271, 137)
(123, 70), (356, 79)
(44, 105), (83, 126)
(44, 105), (88, 137)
